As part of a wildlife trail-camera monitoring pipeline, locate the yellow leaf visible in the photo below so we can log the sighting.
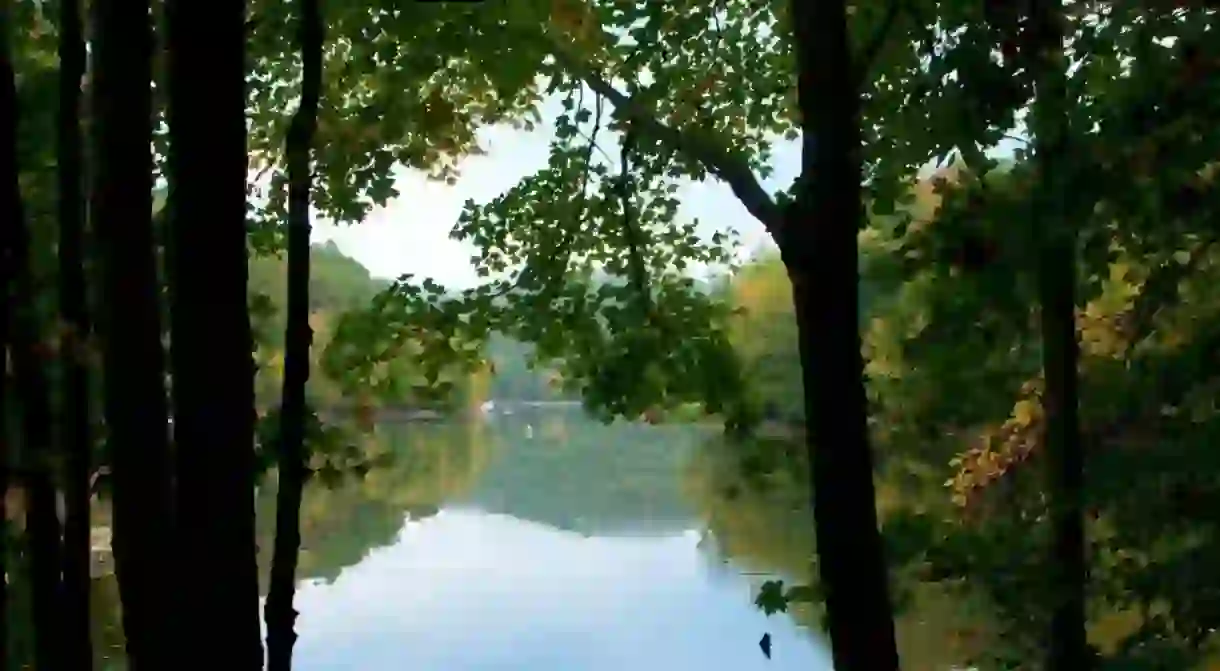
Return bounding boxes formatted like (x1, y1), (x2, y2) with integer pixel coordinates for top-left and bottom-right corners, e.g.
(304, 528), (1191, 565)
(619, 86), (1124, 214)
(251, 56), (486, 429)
(1012, 399), (1037, 426)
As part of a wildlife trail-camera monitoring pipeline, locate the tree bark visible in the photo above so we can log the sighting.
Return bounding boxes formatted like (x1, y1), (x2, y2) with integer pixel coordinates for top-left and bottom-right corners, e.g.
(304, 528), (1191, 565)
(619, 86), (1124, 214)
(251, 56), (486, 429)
(164, 0), (263, 665)
(265, 0), (322, 667)
(0, 11), (19, 665)
(785, 0), (901, 669)
(90, 0), (178, 666)
(58, 0), (93, 663)
(1028, 0), (1089, 668)
(1, 9), (66, 669)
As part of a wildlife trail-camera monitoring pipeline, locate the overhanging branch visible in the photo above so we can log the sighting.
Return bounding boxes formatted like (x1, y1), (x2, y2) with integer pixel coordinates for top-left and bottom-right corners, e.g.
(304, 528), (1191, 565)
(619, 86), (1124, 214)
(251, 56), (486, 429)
(545, 41), (787, 242)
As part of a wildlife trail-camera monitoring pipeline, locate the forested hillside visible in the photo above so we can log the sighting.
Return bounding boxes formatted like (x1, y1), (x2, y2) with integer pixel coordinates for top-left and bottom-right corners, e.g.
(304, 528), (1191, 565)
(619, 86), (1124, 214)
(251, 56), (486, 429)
(725, 241), (888, 427)
(247, 242), (565, 411)
(248, 242), (391, 410)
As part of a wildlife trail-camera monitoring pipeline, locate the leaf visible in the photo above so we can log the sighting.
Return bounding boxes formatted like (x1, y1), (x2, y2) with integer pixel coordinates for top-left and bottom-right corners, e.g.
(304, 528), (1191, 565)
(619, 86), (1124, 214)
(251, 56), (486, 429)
(755, 580), (789, 615)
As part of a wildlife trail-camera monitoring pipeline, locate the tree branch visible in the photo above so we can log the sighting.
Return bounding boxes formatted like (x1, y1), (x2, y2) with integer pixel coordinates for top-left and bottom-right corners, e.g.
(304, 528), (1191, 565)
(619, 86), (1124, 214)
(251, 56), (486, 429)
(544, 41), (787, 242)
(855, 0), (904, 86)
(1122, 242), (1209, 348)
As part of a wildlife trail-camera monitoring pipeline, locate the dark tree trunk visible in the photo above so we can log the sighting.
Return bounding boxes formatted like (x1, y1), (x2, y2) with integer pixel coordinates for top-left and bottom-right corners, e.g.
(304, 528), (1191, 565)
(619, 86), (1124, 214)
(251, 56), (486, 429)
(1, 12), (66, 670)
(0, 16), (18, 666)
(1028, 0), (1089, 668)
(784, 0), (900, 669)
(91, 0), (178, 666)
(264, 0), (322, 667)
(164, 0), (263, 666)
(58, 0), (93, 664)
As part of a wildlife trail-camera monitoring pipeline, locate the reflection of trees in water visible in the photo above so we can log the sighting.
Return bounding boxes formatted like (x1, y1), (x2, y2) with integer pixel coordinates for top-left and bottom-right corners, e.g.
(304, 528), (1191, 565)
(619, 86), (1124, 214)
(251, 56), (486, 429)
(683, 437), (813, 578)
(682, 437), (1002, 670)
(255, 420), (490, 590)
(466, 411), (708, 535)
(64, 420), (489, 664)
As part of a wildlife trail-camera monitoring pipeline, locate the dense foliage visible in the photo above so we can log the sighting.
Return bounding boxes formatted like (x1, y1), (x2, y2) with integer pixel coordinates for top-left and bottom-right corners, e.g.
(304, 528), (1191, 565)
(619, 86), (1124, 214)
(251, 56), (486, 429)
(4, 0), (1220, 668)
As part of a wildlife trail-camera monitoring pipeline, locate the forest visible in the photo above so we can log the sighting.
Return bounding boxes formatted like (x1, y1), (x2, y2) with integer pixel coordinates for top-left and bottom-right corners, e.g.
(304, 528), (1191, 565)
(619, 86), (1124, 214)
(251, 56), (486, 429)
(249, 239), (572, 411)
(2, 0), (1220, 669)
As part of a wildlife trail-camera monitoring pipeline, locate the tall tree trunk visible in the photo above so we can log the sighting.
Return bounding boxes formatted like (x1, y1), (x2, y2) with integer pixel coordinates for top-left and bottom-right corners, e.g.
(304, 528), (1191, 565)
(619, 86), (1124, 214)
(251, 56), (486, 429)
(0, 10), (18, 664)
(1, 8), (66, 668)
(1028, 0), (1089, 668)
(785, 0), (901, 669)
(58, 0), (93, 663)
(91, 0), (178, 666)
(164, 0), (263, 665)
(264, 0), (322, 667)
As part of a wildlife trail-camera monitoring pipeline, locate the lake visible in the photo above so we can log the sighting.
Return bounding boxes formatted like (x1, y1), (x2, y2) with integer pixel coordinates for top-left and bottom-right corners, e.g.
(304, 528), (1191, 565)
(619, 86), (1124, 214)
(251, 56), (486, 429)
(66, 402), (994, 669)
(60, 402), (995, 670)
(257, 402), (834, 670)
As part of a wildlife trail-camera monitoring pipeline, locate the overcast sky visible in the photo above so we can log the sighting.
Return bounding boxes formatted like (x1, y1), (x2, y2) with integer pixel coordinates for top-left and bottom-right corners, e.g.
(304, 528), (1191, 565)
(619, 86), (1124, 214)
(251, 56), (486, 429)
(306, 88), (1024, 290)
(310, 94), (802, 290)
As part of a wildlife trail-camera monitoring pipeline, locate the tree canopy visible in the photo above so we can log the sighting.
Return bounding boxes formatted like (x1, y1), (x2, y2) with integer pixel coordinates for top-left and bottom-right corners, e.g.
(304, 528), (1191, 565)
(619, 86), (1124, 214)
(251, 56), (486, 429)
(5, 0), (1220, 668)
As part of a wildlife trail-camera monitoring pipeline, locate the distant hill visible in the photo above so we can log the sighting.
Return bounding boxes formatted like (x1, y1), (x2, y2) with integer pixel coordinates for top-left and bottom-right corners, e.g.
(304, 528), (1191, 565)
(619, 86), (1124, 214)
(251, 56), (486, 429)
(248, 243), (573, 408)
(248, 242), (414, 409)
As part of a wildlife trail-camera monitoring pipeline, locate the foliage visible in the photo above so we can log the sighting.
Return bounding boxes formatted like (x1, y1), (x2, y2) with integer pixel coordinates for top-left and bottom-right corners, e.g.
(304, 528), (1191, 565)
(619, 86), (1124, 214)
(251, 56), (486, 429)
(684, 436), (1013, 670)
(708, 5), (1220, 665)
(7, 0), (1220, 666)
(248, 241), (490, 414)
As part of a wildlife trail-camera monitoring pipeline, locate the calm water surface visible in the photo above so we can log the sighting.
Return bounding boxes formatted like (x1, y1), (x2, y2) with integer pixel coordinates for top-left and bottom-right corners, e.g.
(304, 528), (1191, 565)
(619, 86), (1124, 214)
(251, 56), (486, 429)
(78, 403), (833, 669)
(271, 403), (832, 670)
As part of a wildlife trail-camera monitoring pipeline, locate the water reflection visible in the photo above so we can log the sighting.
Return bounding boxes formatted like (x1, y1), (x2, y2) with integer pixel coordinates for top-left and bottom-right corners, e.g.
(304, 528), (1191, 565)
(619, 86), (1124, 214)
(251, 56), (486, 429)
(272, 404), (832, 670)
(255, 420), (491, 588)
(289, 510), (830, 670)
(77, 404), (989, 669)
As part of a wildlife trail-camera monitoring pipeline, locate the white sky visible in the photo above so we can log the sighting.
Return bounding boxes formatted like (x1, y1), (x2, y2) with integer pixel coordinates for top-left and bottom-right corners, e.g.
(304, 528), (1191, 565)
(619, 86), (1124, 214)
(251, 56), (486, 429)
(307, 89), (1021, 290)
(310, 94), (802, 289)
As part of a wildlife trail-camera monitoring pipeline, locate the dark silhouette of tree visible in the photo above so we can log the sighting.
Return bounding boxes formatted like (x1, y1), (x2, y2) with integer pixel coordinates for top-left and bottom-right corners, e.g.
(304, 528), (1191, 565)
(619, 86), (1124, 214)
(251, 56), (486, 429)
(57, 0), (92, 663)
(1026, 0), (1089, 667)
(265, 0), (323, 665)
(785, 0), (900, 668)
(2, 5), (65, 667)
(91, 0), (177, 664)
(165, 0), (263, 664)
(0, 10), (17, 664)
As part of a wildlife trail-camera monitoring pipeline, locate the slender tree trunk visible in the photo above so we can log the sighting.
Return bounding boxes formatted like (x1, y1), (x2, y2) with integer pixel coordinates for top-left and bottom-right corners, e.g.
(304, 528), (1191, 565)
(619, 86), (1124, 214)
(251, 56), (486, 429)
(264, 0), (322, 667)
(1, 9), (66, 668)
(785, 0), (901, 669)
(1028, 0), (1089, 668)
(164, 0), (263, 665)
(58, 0), (93, 663)
(91, 0), (178, 666)
(0, 11), (18, 665)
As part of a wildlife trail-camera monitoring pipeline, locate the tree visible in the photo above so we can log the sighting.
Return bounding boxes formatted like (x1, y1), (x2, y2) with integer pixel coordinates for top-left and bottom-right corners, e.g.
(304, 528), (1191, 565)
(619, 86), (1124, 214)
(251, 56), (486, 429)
(165, 0), (263, 663)
(56, 0), (93, 663)
(0, 6), (19, 663)
(2, 3), (65, 667)
(4, 0), (1218, 667)
(1024, 0), (1089, 666)
(92, 0), (178, 664)
(265, 0), (324, 664)
(684, 435), (1010, 670)
(787, 0), (902, 666)
(856, 10), (1220, 668)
